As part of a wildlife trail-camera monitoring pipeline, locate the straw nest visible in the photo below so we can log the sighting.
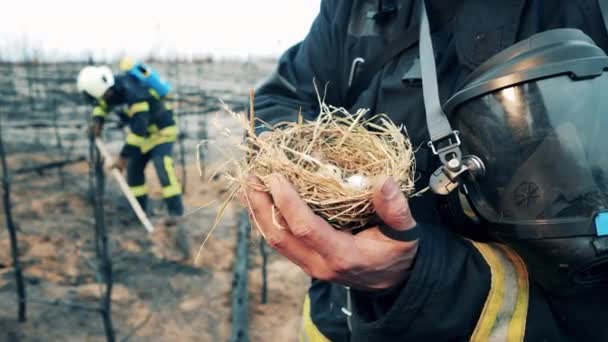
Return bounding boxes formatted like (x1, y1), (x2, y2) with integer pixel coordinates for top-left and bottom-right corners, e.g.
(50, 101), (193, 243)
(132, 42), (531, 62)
(223, 101), (416, 231)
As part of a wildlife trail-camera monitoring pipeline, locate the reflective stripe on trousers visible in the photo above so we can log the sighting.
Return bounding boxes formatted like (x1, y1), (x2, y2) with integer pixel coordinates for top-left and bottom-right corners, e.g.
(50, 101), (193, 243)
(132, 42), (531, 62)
(162, 156), (181, 198)
(129, 184), (148, 197)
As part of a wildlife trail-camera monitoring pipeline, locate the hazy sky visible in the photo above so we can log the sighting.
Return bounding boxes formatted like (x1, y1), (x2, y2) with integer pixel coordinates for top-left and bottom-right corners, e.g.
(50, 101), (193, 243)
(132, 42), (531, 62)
(0, 0), (321, 60)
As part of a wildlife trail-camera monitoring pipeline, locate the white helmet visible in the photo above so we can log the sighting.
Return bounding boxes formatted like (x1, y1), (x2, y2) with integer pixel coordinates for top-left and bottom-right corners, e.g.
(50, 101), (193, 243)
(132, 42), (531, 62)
(76, 66), (115, 99)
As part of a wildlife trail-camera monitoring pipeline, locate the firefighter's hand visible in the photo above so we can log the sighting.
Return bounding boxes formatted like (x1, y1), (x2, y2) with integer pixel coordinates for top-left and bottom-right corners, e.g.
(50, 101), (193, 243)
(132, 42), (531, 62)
(87, 122), (103, 138)
(243, 174), (418, 291)
(112, 157), (127, 172)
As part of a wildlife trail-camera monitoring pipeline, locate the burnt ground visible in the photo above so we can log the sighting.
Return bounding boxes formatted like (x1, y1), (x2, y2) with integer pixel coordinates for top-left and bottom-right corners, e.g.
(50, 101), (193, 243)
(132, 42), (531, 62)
(0, 59), (309, 342)
(0, 155), (309, 342)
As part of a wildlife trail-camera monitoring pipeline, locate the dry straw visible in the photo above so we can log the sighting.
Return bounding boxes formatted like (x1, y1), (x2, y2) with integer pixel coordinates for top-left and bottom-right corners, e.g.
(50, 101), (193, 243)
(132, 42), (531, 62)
(209, 95), (416, 232)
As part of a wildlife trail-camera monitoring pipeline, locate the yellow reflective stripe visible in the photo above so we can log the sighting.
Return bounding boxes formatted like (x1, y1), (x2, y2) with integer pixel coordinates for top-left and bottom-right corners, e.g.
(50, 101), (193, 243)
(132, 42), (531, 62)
(130, 185), (148, 197)
(140, 125), (179, 153)
(470, 242), (529, 342)
(148, 88), (160, 100)
(147, 124), (159, 134)
(141, 137), (175, 153)
(499, 245), (529, 342)
(126, 132), (146, 147)
(300, 295), (331, 342)
(128, 101), (150, 117)
(162, 184), (181, 198)
(470, 242), (505, 342)
(92, 106), (107, 117)
(159, 125), (178, 137)
(162, 156), (182, 198)
(92, 99), (109, 117)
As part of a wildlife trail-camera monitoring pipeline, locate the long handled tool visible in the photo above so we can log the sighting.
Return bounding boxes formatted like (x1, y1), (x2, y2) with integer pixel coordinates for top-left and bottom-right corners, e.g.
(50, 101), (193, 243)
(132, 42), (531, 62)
(94, 138), (155, 233)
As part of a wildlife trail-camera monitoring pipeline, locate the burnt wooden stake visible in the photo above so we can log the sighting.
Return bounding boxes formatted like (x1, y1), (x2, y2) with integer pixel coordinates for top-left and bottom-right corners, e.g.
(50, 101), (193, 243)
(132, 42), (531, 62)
(0, 118), (26, 322)
(174, 62), (188, 194)
(51, 79), (66, 186)
(197, 116), (207, 178)
(179, 130), (187, 194)
(230, 211), (250, 342)
(260, 238), (268, 304)
(89, 129), (116, 342)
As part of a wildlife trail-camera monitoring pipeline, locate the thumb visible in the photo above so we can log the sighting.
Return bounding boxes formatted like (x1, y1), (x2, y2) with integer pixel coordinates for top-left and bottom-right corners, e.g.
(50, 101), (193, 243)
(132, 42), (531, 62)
(372, 177), (416, 230)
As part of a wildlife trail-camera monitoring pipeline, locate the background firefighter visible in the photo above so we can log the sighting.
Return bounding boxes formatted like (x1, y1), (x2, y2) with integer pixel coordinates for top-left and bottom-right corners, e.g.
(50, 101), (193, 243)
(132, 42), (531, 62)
(77, 62), (184, 219)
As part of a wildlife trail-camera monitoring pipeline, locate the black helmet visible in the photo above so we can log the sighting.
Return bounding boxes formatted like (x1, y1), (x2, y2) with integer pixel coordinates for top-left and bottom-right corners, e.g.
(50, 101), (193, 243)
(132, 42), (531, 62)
(438, 29), (608, 294)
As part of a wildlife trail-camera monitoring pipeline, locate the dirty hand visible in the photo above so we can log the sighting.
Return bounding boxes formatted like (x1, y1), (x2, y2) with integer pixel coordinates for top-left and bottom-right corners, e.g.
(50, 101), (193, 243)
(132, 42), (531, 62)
(243, 174), (418, 291)
(87, 122), (103, 138)
(112, 156), (127, 172)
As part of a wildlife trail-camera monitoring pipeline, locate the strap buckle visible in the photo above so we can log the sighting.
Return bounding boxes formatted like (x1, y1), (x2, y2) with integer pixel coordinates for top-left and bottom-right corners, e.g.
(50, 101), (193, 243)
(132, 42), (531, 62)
(427, 130), (461, 156)
(428, 131), (462, 170)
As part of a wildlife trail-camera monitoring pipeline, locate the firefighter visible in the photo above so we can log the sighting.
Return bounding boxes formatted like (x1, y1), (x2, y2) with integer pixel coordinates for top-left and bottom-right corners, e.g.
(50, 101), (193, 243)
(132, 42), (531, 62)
(76, 62), (184, 221)
(247, 0), (608, 340)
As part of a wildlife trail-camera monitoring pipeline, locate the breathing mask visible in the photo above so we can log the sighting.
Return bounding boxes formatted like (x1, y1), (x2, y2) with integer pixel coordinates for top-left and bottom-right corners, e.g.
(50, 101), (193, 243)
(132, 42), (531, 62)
(418, 1), (608, 293)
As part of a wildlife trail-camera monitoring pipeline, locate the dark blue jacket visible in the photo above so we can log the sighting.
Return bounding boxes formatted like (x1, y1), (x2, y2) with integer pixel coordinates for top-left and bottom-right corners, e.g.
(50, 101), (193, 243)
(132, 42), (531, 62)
(92, 74), (177, 157)
(254, 0), (608, 340)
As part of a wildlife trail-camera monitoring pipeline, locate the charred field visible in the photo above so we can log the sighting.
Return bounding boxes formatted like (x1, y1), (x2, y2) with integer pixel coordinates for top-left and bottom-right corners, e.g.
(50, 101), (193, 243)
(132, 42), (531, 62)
(0, 59), (308, 342)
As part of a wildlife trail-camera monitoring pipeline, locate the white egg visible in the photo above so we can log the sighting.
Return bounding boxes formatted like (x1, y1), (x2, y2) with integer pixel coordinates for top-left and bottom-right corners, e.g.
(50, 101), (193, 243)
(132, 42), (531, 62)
(345, 174), (369, 190)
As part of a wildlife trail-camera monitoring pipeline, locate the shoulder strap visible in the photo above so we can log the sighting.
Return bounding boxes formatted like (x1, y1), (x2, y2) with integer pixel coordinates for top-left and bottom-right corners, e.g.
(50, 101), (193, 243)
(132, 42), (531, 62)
(419, 0), (462, 167)
(349, 0), (463, 169)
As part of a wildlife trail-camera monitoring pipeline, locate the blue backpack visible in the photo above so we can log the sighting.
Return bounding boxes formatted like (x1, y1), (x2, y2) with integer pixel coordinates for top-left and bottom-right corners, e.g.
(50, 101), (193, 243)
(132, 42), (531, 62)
(122, 59), (172, 98)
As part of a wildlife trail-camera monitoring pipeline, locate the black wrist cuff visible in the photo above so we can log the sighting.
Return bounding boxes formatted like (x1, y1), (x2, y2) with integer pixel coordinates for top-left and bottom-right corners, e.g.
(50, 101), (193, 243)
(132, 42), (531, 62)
(378, 223), (420, 242)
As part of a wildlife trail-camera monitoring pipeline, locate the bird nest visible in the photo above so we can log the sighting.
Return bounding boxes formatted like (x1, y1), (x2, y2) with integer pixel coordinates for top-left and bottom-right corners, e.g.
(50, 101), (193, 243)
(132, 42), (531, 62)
(223, 101), (416, 231)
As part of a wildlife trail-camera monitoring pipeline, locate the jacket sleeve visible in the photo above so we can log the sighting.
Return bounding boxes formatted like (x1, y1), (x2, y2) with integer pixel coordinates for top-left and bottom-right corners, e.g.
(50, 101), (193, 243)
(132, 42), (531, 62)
(120, 100), (150, 158)
(350, 223), (491, 340)
(91, 99), (111, 125)
(254, 0), (344, 130)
